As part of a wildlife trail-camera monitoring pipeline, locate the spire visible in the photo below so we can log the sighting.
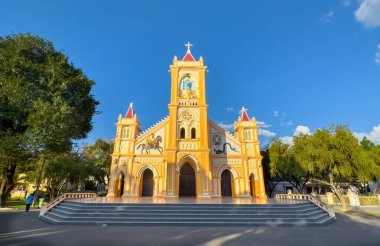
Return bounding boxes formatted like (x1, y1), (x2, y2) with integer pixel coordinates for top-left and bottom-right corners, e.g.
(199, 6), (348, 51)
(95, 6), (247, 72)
(125, 102), (134, 118)
(182, 41), (195, 61)
(241, 107), (250, 121)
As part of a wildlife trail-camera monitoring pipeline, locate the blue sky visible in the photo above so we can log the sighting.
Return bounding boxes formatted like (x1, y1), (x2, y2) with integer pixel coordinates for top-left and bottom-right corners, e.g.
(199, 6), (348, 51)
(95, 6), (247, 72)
(1, 0), (380, 146)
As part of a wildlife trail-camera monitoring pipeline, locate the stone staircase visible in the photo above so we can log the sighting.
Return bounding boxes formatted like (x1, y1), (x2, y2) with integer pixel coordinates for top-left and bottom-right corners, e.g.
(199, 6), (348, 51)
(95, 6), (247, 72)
(40, 200), (334, 226)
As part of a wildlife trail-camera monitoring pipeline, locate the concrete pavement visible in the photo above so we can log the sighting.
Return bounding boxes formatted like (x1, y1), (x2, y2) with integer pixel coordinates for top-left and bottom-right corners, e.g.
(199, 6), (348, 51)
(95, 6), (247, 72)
(1, 210), (380, 246)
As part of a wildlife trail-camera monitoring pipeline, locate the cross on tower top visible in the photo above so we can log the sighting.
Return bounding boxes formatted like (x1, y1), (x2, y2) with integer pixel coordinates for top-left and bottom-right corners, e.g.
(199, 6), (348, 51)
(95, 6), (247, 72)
(185, 42), (192, 53)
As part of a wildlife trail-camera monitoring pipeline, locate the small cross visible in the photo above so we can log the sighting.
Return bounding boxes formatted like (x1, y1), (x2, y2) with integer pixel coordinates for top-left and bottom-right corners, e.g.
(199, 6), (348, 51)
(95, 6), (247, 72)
(185, 42), (192, 53)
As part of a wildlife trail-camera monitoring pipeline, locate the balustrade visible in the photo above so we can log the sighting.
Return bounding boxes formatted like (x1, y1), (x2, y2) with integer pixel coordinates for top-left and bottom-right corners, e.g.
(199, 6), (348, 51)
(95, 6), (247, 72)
(39, 192), (97, 217)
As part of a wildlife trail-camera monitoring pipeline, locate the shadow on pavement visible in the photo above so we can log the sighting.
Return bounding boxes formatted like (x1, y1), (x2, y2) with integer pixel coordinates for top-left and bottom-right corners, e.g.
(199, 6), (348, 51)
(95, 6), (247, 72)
(1, 210), (380, 246)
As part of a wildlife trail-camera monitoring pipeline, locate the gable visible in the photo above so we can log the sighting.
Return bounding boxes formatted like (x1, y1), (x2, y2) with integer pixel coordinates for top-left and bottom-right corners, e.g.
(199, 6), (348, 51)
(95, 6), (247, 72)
(135, 117), (168, 155)
(209, 121), (241, 155)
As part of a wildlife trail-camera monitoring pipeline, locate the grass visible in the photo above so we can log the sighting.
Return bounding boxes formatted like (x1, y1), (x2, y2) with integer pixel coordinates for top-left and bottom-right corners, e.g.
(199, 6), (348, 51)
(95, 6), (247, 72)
(317, 194), (380, 206)
(6, 199), (26, 209)
(6, 199), (40, 209)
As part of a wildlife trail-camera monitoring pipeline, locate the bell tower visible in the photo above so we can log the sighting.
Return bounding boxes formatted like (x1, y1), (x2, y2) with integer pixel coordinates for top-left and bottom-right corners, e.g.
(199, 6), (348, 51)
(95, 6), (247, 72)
(166, 42), (211, 197)
(167, 42), (208, 149)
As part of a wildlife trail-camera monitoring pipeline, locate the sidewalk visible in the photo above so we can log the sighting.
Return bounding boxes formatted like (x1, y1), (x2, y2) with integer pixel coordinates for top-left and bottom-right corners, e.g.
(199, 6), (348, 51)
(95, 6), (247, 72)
(1, 209), (380, 246)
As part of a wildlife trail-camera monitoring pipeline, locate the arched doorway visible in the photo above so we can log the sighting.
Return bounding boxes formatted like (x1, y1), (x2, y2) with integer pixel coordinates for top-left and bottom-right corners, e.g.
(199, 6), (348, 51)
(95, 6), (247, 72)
(179, 163), (196, 197)
(141, 169), (154, 197)
(249, 174), (255, 197)
(221, 170), (232, 197)
(116, 172), (125, 197)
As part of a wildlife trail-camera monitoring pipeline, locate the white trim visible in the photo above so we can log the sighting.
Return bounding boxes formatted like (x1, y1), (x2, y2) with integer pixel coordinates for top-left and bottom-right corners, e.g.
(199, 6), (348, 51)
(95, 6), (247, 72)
(176, 155), (200, 173)
(218, 165), (238, 179)
(136, 164), (158, 178)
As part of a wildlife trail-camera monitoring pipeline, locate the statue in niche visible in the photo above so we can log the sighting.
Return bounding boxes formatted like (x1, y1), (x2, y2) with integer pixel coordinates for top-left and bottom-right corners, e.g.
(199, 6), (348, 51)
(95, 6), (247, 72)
(179, 73), (197, 98)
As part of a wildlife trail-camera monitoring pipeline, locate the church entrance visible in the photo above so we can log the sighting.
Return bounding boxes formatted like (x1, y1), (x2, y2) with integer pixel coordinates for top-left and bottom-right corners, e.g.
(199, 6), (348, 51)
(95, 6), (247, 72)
(117, 172), (125, 197)
(221, 170), (232, 197)
(179, 163), (196, 197)
(249, 174), (255, 197)
(141, 169), (153, 197)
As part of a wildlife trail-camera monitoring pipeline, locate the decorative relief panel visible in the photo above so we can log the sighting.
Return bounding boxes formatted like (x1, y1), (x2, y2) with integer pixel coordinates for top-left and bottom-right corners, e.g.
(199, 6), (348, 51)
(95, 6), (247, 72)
(135, 127), (165, 155)
(210, 127), (240, 155)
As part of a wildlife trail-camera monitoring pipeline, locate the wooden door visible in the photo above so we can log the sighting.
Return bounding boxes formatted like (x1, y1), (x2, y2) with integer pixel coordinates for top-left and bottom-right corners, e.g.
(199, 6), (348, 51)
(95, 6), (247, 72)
(119, 173), (125, 197)
(221, 170), (232, 197)
(141, 169), (153, 197)
(179, 163), (196, 197)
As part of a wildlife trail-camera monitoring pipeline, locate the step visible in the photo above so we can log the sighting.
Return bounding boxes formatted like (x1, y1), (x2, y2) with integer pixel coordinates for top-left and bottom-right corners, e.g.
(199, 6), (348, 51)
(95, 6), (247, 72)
(54, 205), (320, 214)
(40, 200), (334, 227)
(41, 214), (333, 227)
(45, 211), (329, 222)
(50, 209), (325, 218)
(62, 201), (314, 209)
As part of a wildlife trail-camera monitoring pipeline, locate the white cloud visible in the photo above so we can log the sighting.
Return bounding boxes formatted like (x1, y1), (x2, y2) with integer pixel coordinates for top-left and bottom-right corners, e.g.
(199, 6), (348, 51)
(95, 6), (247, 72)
(257, 121), (272, 128)
(279, 125), (312, 146)
(321, 9), (335, 23)
(354, 124), (380, 144)
(218, 123), (234, 132)
(355, 0), (380, 28)
(285, 120), (293, 126)
(294, 125), (311, 135)
(259, 129), (277, 137)
(226, 107), (233, 112)
(375, 44), (380, 66)
(273, 111), (279, 117)
(280, 136), (293, 146)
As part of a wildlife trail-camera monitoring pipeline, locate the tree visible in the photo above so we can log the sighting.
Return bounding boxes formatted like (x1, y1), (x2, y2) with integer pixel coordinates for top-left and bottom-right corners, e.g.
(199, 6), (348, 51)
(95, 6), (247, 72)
(261, 148), (282, 197)
(83, 139), (114, 185)
(44, 153), (88, 200)
(0, 34), (98, 207)
(268, 138), (310, 194)
(291, 125), (377, 210)
(359, 137), (380, 193)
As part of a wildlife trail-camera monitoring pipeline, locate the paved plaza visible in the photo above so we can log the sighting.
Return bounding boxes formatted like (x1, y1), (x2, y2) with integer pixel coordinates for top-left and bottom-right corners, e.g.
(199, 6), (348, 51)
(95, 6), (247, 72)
(1, 209), (380, 246)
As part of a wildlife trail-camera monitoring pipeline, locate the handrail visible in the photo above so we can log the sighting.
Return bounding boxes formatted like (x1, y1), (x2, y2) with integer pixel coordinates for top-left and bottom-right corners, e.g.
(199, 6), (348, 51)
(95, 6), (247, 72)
(275, 194), (336, 219)
(39, 192), (98, 217)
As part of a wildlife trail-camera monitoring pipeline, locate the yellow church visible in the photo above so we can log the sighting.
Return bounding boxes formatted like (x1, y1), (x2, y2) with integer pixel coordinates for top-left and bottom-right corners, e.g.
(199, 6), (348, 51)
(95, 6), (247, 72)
(106, 43), (266, 199)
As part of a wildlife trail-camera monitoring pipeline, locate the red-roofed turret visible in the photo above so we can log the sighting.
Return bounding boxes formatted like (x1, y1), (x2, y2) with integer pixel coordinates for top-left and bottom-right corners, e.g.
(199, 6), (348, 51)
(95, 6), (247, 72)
(125, 102), (134, 118)
(182, 42), (195, 61)
(241, 107), (250, 121)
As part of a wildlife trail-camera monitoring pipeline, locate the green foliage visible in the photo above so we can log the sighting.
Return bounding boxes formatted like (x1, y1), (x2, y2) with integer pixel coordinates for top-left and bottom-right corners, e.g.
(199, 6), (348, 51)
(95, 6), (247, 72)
(268, 139), (310, 193)
(268, 125), (380, 209)
(44, 152), (88, 199)
(291, 125), (365, 183)
(0, 33), (98, 206)
(83, 139), (113, 185)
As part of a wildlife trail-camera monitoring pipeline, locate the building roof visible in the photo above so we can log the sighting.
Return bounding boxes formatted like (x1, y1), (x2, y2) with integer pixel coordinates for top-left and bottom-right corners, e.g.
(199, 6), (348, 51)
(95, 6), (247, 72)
(125, 102), (134, 118)
(182, 41), (195, 61)
(241, 107), (250, 121)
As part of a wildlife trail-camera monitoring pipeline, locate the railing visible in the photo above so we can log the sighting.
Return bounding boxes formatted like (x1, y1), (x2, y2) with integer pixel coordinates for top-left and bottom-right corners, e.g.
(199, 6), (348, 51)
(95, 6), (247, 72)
(39, 192), (98, 217)
(275, 194), (336, 219)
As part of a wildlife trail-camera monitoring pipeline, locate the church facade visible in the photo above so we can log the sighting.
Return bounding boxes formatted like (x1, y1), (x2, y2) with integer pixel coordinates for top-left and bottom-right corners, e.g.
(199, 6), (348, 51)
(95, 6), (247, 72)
(106, 43), (266, 199)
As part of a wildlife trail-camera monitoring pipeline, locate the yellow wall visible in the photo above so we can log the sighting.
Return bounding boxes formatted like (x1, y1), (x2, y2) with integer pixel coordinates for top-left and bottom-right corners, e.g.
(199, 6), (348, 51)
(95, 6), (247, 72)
(107, 48), (266, 199)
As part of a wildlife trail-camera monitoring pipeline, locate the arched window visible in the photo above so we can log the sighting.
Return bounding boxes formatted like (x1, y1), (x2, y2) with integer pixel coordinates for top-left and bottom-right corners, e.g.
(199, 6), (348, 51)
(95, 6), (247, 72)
(122, 127), (127, 138)
(180, 128), (185, 139)
(126, 128), (130, 138)
(244, 130), (251, 140)
(191, 128), (196, 139)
